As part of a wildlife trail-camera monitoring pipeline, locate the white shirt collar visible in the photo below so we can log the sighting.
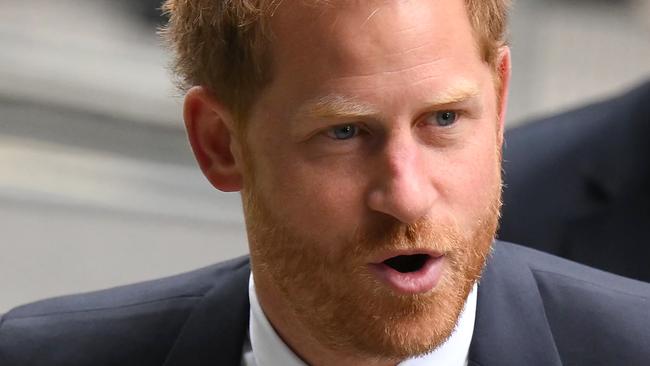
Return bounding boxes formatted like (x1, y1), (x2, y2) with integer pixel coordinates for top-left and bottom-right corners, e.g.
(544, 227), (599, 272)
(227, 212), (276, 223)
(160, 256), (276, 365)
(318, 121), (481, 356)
(244, 274), (477, 366)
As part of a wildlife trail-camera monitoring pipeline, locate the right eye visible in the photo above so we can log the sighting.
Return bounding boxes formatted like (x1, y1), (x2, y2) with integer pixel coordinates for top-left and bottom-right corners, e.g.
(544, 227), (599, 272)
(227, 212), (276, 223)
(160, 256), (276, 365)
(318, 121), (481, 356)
(424, 110), (459, 127)
(326, 124), (360, 140)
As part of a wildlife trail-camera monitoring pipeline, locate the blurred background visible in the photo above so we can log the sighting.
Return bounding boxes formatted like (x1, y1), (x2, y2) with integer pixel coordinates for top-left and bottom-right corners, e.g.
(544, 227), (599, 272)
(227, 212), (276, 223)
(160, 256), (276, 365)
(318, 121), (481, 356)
(1, 0), (649, 313)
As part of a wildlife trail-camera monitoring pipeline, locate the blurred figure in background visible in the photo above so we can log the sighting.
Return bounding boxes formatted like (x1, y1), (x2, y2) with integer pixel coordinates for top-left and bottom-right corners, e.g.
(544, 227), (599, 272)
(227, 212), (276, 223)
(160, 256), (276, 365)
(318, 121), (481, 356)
(500, 80), (650, 281)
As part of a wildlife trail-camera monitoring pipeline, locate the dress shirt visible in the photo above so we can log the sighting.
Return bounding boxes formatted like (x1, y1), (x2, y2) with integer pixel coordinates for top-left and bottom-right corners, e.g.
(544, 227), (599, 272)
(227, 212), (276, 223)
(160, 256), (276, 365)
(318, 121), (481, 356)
(242, 274), (477, 366)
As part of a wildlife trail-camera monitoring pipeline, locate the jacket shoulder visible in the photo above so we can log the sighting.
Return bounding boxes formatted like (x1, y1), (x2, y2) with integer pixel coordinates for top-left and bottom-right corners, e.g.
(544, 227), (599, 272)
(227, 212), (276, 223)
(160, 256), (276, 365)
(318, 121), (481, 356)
(504, 80), (650, 164)
(0, 256), (250, 366)
(494, 242), (650, 364)
(502, 80), (650, 205)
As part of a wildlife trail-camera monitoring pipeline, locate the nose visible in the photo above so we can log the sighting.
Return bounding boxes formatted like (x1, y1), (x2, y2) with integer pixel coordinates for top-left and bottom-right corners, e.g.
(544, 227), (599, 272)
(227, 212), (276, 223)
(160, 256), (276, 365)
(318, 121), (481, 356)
(366, 130), (437, 224)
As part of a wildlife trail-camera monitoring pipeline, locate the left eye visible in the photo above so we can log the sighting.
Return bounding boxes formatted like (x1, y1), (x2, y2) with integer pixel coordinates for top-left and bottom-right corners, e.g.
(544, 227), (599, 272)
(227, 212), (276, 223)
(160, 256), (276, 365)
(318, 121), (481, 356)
(428, 111), (458, 127)
(327, 124), (359, 140)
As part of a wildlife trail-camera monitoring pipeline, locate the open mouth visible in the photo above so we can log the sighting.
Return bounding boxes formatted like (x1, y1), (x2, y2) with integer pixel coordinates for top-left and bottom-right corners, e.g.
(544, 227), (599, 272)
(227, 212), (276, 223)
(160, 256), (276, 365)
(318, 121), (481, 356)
(370, 252), (444, 294)
(382, 254), (431, 273)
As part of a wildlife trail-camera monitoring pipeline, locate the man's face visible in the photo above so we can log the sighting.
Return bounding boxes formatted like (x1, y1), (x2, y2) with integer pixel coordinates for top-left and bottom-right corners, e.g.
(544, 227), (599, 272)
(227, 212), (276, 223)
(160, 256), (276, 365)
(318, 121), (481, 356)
(241, 0), (505, 360)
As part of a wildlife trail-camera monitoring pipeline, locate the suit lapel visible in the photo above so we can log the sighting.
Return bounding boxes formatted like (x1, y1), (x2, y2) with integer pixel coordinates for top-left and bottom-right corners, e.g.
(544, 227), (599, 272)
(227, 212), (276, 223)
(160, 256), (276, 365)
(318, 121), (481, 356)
(468, 243), (563, 366)
(163, 259), (251, 366)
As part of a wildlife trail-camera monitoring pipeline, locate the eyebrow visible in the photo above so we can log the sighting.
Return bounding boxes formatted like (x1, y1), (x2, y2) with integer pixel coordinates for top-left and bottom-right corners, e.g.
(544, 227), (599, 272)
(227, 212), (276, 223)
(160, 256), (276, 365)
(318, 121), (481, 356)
(297, 94), (380, 120)
(423, 82), (481, 107)
(296, 82), (481, 121)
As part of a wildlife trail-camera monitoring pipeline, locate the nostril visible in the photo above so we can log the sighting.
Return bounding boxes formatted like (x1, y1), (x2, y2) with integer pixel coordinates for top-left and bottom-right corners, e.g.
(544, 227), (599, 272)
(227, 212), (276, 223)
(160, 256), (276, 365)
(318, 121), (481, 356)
(383, 254), (430, 273)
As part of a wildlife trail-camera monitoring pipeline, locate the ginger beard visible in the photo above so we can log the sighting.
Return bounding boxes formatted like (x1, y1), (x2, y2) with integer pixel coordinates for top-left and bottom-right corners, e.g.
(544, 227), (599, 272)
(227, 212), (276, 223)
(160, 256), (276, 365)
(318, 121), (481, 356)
(242, 150), (503, 360)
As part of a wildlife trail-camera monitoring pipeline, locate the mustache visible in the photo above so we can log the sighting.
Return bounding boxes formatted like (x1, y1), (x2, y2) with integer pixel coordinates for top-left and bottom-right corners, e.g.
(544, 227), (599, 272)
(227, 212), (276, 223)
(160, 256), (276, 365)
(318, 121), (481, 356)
(348, 215), (463, 258)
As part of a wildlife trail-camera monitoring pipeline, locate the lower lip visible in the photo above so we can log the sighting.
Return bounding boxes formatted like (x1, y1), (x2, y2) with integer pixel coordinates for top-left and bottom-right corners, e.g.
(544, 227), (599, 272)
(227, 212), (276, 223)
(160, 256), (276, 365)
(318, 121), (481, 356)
(369, 256), (445, 295)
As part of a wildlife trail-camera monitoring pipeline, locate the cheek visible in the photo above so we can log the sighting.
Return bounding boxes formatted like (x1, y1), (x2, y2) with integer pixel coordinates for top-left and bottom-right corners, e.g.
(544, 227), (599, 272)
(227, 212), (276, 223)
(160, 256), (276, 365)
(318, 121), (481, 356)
(255, 151), (367, 239)
(438, 129), (501, 220)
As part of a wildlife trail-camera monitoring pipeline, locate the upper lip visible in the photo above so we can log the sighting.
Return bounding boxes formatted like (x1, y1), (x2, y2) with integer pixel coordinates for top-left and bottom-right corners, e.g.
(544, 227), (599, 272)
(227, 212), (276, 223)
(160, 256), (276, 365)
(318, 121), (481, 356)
(369, 249), (445, 264)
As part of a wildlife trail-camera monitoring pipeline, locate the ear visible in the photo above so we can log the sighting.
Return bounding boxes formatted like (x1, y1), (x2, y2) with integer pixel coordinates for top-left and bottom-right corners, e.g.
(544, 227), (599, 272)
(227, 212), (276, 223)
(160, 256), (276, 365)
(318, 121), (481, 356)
(495, 46), (512, 146)
(183, 86), (244, 192)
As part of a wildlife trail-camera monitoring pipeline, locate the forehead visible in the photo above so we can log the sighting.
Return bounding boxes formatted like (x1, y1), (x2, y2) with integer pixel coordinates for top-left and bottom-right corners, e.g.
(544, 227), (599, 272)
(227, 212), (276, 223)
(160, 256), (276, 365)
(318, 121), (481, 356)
(267, 0), (481, 83)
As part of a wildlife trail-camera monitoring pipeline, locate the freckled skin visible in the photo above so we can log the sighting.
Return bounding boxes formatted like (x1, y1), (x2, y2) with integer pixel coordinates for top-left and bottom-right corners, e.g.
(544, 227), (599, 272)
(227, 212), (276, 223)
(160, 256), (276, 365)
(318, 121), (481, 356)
(236, 0), (511, 365)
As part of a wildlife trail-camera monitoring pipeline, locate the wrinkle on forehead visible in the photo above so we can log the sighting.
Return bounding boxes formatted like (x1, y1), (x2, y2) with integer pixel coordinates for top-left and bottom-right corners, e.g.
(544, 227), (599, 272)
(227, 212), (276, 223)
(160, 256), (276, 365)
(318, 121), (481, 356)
(330, 58), (447, 80)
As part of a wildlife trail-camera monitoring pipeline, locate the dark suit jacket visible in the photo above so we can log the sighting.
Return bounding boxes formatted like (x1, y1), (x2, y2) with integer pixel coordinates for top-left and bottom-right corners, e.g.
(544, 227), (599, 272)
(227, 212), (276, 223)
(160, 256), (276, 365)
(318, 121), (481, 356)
(499, 81), (650, 281)
(1, 242), (649, 365)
